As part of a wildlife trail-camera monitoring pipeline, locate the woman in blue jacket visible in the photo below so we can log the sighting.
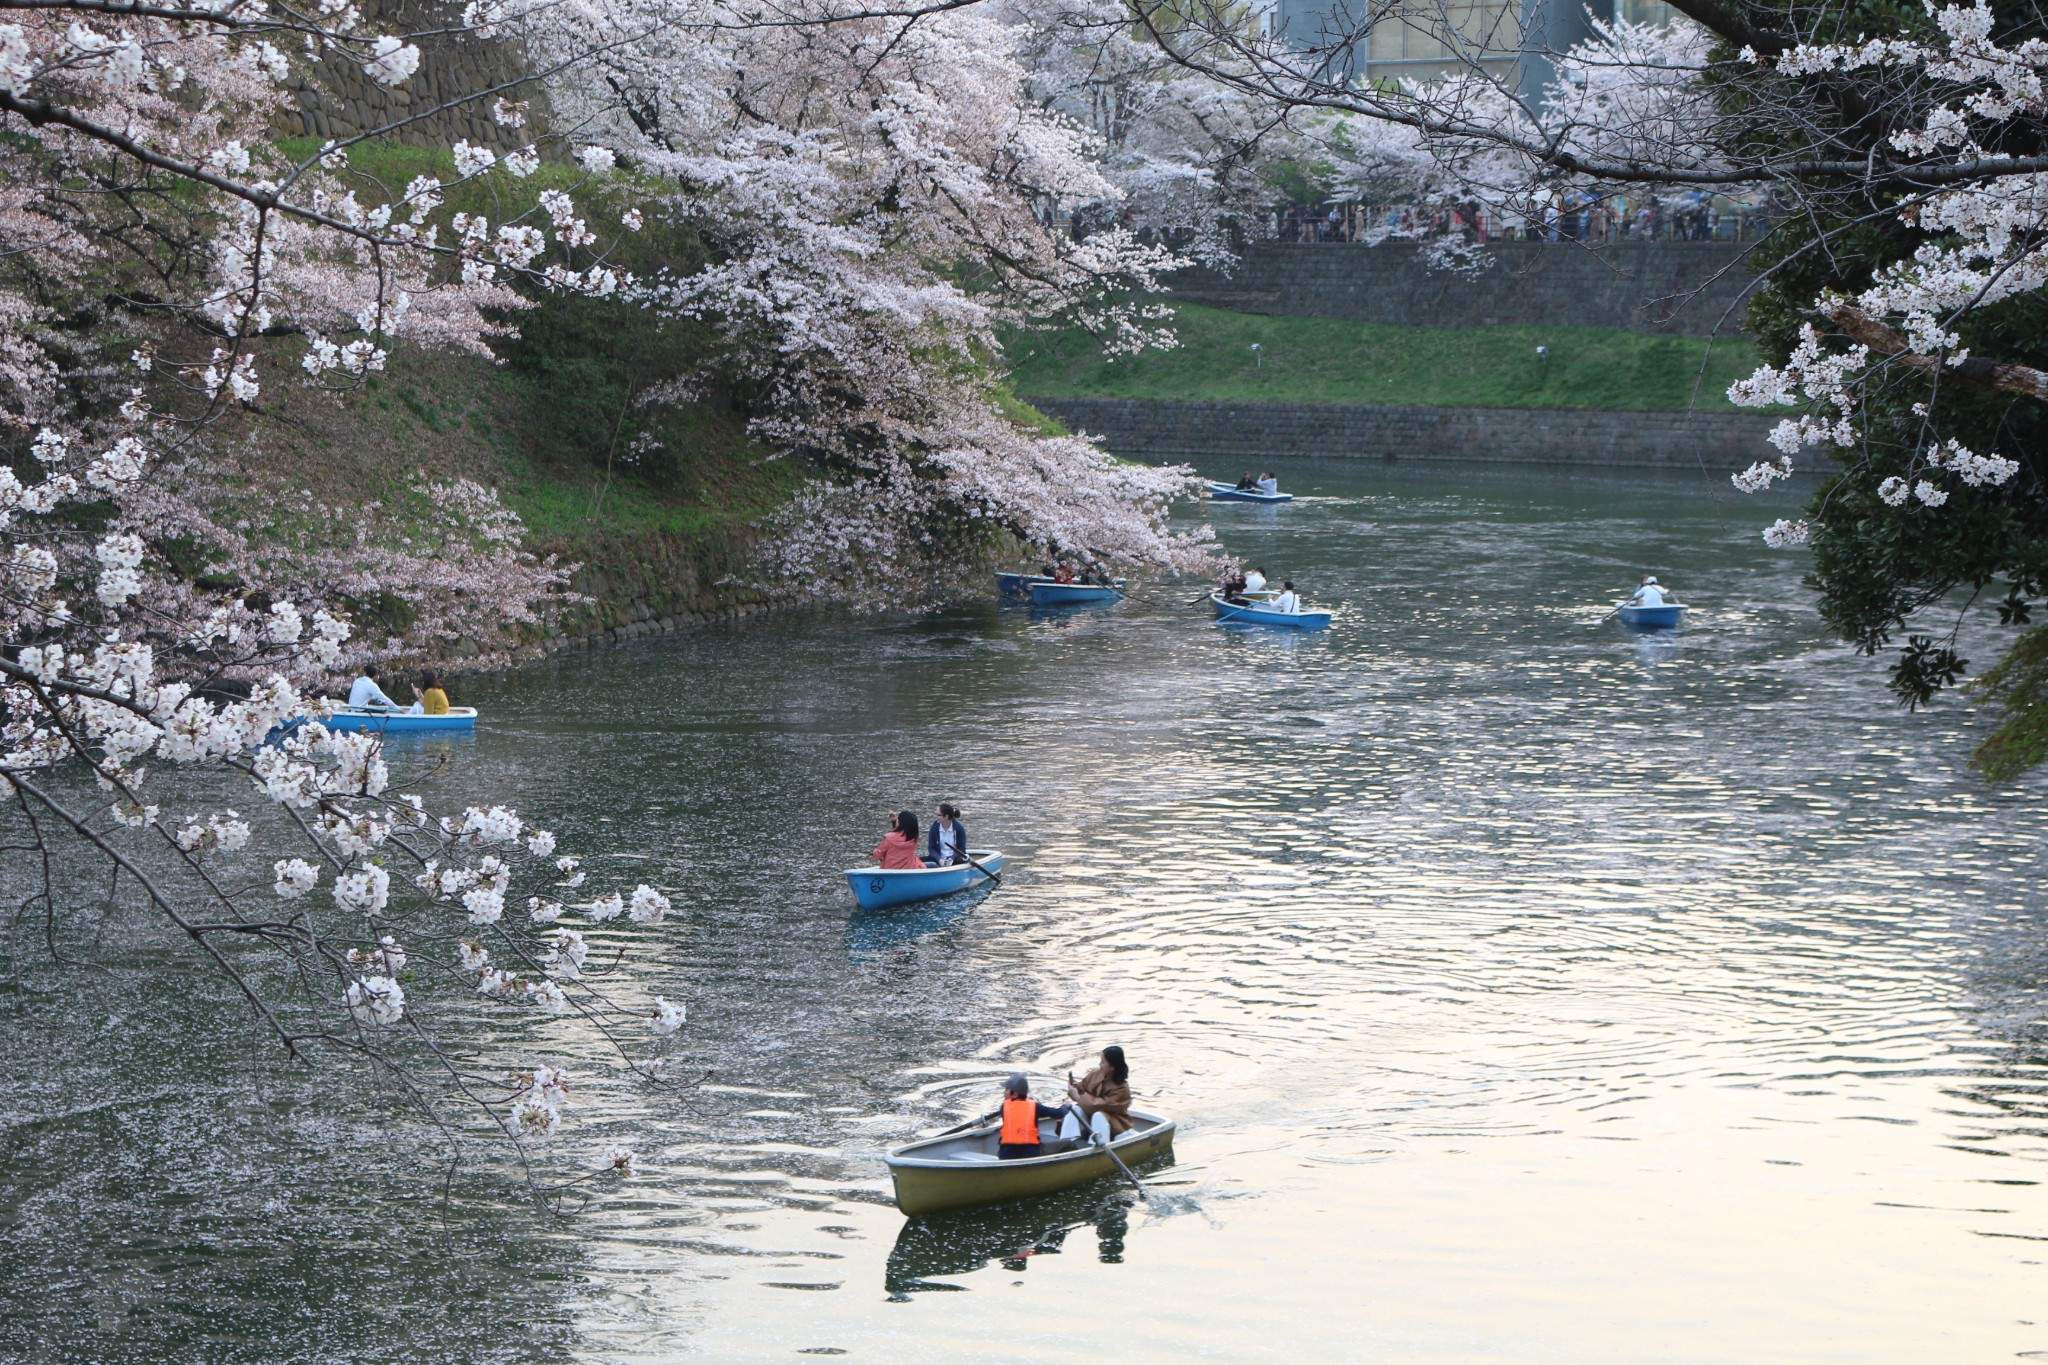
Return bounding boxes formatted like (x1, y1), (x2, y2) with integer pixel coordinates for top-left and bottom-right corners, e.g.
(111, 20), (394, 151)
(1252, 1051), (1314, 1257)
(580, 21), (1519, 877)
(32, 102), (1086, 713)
(926, 802), (968, 866)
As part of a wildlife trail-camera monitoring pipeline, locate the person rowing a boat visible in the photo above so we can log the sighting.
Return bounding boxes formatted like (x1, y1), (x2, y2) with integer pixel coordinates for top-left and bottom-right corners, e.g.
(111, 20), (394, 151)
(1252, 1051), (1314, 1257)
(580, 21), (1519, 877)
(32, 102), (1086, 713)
(926, 802), (968, 867)
(1628, 574), (1672, 607)
(873, 810), (924, 870)
(1234, 471), (1258, 491)
(347, 665), (400, 710)
(1061, 1045), (1133, 1144)
(997, 1075), (1075, 1160)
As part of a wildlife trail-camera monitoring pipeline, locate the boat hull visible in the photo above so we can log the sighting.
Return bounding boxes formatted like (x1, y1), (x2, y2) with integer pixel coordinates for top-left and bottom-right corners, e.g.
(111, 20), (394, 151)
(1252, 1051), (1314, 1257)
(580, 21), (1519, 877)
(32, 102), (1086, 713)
(1616, 604), (1685, 630)
(1207, 481), (1293, 504)
(999, 572), (1123, 597)
(309, 707), (478, 734)
(1028, 582), (1120, 606)
(886, 1110), (1176, 1216)
(1211, 593), (1331, 629)
(845, 851), (1003, 911)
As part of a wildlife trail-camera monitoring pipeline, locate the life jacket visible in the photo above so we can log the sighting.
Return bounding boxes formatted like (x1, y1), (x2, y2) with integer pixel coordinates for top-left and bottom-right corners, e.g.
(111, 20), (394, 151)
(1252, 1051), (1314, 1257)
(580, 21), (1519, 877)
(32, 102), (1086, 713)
(1000, 1097), (1040, 1147)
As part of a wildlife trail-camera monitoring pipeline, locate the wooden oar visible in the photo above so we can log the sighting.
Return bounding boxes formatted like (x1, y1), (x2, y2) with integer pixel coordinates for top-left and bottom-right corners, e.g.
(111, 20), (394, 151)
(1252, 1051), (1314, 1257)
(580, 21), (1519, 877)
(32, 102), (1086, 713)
(930, 1109), (998, 1138)
(1069, 1074), (1148, 1201)
(1213, 598), (1270, 622)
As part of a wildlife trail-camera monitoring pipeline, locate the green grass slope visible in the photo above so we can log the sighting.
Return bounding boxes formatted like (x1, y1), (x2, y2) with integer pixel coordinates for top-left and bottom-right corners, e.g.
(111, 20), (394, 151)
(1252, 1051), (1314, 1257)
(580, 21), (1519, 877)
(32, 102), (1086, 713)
(204, 140), (804, 631)
(1007, 303), (1763, 412)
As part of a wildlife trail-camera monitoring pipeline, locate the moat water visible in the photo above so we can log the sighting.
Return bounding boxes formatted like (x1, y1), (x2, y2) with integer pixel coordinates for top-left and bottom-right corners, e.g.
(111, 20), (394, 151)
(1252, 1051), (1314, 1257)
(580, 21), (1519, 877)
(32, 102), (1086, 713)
(5, 461), (2044, 1363)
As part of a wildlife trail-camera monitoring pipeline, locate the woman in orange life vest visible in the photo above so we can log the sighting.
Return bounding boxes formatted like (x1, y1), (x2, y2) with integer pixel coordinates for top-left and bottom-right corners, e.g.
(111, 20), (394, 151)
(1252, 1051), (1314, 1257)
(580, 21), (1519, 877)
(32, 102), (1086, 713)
(997, 1074), (1074, 1160)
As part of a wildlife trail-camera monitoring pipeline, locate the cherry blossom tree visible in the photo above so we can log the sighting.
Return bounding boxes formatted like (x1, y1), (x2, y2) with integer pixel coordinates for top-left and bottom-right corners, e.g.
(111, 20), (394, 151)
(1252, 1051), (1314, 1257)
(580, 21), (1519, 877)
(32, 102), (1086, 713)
(1008, 0), (1298, 266)
(511, 0), (1227, 595)
(1, 0), (680, 1185)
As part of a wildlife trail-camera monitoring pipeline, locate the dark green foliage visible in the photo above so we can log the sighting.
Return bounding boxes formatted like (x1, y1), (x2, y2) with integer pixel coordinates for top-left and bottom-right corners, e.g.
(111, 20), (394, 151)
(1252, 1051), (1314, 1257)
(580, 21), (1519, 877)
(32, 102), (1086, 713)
(1890, 635), (1969, 710)
(1733, 2), (2048, 772)
(1972, 626), (2048, 779)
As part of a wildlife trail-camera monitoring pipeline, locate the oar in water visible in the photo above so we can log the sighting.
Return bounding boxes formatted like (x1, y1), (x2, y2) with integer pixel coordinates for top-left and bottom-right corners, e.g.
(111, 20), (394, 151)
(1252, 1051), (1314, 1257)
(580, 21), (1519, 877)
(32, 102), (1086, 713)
(1069, 1074), (1148, 1202)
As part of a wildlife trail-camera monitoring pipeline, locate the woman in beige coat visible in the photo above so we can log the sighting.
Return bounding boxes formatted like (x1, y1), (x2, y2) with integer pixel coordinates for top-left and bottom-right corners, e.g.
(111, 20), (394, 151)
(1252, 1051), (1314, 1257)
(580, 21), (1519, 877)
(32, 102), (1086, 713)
(1060, 1045), (1133, 1143)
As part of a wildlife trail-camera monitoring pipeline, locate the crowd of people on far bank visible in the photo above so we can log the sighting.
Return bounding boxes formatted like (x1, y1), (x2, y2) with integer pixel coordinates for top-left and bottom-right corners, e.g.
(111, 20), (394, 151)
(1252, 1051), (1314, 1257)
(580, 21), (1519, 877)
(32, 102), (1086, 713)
(1274, 191), (1772, 245)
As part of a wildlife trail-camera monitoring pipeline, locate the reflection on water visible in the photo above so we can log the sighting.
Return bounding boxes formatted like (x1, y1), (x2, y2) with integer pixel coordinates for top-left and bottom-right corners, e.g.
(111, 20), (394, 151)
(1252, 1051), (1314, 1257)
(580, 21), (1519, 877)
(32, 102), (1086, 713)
(886, 1183), (1145, 1297)
(844, 887), (992, 957)
(6, 461), (2047, 1363)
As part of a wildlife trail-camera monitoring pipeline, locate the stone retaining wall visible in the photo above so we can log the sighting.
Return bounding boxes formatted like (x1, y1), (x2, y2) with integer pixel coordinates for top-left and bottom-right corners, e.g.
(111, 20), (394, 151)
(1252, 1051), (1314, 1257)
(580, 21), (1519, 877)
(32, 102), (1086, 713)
(1030, 396), (1775, 472)
(552, 600), (781, 652)
(279, 0), (553, 150)
(1169, 241), (1758, 337)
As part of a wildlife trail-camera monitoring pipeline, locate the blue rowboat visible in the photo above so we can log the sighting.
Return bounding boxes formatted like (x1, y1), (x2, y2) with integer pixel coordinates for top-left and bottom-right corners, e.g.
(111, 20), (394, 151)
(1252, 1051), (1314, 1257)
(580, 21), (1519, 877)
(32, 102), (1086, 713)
(1207, 481), (1293, 504)
(846, 851), (1003, 911)
(1615, 603), (1686, 630)
(1001, 572), (1124, 598)
(1029, 582), (1121, 607)
(1211, 592), (1331, 629)
(315, 706), (479, 734)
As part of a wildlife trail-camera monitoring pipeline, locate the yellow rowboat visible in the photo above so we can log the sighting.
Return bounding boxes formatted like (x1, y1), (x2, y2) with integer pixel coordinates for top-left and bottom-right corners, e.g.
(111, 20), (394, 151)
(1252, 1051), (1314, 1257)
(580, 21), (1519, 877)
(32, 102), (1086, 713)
(884, 1109), (1175, 1216)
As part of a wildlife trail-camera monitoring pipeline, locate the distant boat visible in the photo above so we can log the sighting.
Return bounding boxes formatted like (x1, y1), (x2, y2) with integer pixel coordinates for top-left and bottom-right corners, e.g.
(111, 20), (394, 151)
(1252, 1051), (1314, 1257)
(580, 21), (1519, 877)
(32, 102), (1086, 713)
(1207, 481), (1293, 504)
(1615, 602), (1686, 630)
(997, 571), (1123, 596)
(1029, 581), (1121, 606)
(312, 706), (479, 734)
(845, 851), (1004, 911)
(1210, 593), (1331, 630)
(885, 1109), (1176, 1216)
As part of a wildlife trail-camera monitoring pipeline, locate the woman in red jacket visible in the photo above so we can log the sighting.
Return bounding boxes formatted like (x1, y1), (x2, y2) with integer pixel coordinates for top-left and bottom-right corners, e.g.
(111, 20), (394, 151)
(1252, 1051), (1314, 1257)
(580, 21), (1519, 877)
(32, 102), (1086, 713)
(872, 810), (924, 870)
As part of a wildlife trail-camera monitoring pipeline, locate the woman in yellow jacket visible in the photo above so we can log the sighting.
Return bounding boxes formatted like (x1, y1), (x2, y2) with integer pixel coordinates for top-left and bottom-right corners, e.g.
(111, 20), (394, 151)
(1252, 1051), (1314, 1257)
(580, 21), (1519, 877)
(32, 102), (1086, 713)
(410, 670), (450, 715)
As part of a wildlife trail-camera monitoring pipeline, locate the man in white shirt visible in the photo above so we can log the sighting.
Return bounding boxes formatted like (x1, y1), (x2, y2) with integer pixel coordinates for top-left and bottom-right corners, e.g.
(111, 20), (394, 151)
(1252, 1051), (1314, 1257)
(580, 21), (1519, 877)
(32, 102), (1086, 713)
(347, 665), (400, 709)
(1628, 575), (1670, 607)
(1257, 473), (1279, 496)
(1273, 581), (1301, 613)
(1243, 566), (1268, 594)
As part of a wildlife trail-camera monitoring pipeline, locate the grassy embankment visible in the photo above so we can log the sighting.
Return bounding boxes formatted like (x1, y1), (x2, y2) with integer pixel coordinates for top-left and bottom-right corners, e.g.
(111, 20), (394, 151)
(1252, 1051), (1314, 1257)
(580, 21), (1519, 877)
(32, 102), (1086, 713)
(1006, 302), (1763, 412)
(235, 141), (805, 636)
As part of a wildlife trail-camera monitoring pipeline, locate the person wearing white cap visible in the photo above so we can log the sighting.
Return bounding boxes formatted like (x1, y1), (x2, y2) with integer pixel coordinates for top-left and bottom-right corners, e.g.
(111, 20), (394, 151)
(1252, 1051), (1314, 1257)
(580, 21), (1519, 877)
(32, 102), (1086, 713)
(1628, 574), (1671, 607)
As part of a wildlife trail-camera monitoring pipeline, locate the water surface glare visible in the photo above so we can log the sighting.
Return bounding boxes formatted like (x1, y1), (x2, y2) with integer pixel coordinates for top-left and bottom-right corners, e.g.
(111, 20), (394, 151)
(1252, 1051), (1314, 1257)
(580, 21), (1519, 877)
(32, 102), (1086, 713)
(13, 461), (2048, 1363)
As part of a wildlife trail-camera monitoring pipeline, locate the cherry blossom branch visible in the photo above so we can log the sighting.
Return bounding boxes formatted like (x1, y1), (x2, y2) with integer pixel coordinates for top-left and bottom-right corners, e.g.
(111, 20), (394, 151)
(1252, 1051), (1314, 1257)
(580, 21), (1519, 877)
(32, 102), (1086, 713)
(1824, 303), (2048, 403)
